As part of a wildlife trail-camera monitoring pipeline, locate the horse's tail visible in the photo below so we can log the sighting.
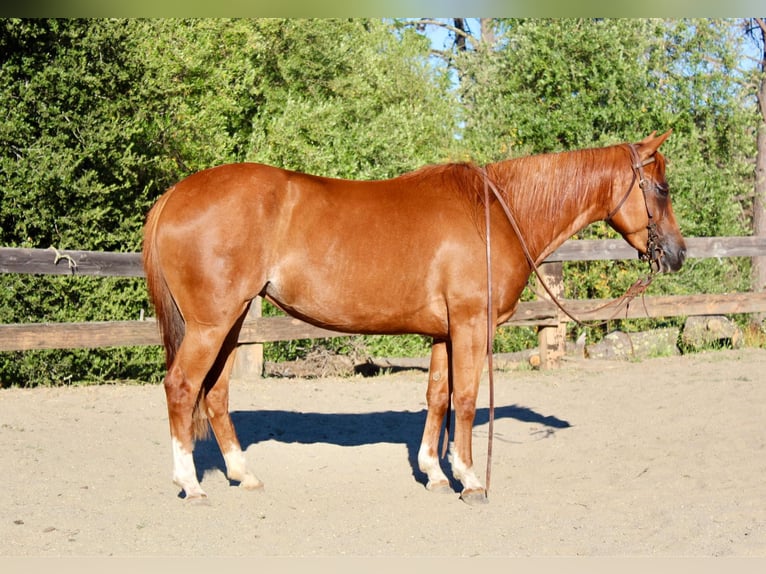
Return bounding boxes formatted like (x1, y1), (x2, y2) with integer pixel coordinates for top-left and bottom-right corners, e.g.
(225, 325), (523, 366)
(142, 190), (184, 369)
(142, 191), (209, 440)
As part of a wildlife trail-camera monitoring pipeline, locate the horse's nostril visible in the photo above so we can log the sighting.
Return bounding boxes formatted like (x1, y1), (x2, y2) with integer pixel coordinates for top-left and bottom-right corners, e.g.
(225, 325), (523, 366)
(667, 246), (687, 272)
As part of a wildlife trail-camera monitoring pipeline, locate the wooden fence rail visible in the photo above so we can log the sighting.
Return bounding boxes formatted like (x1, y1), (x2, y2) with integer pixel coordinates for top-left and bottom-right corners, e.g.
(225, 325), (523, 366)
(2, 236), (766, 371)
(3, 236), (766, 276)
(2, 292), (765, 354)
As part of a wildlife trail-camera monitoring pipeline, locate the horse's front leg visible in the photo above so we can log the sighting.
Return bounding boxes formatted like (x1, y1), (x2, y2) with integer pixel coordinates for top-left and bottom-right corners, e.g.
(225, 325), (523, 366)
(417, 339), (452, 493)
(448, 322), (489, 504)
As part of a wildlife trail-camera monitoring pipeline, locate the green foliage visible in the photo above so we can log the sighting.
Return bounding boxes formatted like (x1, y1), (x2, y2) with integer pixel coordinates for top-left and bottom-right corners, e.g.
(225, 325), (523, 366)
(243, 19), (456, 177)
(1, 18), (762, 385)
(460, 19), (666, 158)
(1, 19), (158, 250)
(458, 19), (756, 309)
(0, 18), (456, 386)
(0, 19), (169, 386)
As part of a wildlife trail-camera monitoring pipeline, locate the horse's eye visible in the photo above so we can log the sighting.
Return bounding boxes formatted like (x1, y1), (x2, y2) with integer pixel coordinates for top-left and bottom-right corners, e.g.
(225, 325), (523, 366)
(656, 182), (669, 197)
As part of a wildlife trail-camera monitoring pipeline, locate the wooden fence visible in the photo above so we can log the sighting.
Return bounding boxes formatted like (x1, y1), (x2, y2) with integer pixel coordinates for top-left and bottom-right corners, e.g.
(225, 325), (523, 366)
(2, 236), (766, 373)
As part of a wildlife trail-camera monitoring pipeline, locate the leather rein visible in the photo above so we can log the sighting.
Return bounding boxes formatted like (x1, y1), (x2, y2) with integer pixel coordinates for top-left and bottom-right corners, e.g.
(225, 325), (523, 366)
(475, 143), (662, 499)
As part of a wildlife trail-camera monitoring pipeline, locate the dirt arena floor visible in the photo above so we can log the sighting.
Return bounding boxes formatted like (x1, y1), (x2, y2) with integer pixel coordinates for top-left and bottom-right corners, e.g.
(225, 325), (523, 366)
(1, 348), (765, 558)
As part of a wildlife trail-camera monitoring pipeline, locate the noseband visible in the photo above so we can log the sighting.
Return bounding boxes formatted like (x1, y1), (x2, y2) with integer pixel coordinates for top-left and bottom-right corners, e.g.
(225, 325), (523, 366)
(605, 144), (664, 273)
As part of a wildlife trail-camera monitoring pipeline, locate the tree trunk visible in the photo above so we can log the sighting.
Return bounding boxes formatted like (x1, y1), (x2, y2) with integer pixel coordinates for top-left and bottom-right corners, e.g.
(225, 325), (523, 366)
(480, 18), (496, 47)
(752, 19), (766, 326)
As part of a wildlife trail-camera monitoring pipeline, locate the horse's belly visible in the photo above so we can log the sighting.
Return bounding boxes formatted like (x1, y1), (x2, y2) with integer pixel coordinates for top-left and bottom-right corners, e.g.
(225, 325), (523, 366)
(264, 270), (447, 336)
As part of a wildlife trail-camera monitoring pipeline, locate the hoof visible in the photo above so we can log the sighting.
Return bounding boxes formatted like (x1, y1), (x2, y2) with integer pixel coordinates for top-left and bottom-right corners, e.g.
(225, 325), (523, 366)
(459, 488), (488, 505)
(239, 475), (264, 491)
(184, 493), (211, 506)
(425, 480), (453, 494)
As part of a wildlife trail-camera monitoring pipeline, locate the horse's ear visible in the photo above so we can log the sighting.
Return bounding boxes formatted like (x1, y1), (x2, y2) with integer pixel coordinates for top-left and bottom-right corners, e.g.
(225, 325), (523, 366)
(636, 129), (672, 159)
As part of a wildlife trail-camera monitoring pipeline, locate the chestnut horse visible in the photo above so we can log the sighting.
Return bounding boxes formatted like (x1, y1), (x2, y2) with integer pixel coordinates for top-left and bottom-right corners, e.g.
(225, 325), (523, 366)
(142, 131), (685, 504)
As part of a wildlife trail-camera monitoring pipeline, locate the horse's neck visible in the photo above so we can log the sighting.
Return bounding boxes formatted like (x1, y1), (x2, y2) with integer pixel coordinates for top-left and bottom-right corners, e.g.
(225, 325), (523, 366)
(488, 151), (611, 264)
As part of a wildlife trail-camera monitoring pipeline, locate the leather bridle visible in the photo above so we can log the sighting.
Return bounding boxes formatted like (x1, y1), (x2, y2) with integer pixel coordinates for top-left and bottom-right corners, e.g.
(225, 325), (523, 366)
(606, 144), (665, 273)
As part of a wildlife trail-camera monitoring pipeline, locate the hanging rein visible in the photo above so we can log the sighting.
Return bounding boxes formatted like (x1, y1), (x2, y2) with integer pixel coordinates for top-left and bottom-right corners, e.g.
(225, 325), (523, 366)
(474, 143), (662, 498)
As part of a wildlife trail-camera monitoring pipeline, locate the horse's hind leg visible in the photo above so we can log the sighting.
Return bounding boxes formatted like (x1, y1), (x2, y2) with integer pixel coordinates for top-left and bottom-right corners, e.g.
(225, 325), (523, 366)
(417, 339), (452, 493)
(164, 322), (233, 501)
(204, 314), (263, 491)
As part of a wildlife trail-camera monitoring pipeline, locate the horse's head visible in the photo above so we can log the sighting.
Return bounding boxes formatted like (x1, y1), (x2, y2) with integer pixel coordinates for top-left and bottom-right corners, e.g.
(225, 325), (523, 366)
(606, 130), (686, 273)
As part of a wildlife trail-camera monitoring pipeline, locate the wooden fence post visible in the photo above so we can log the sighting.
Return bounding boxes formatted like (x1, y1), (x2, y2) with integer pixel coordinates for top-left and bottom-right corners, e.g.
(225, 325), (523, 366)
(536, 261), (568, 369)
(232, 297), (264, 380)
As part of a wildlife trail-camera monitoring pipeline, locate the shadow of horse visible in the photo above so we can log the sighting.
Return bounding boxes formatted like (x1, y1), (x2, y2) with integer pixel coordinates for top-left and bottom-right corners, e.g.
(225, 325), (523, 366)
(193, 404), (571, 490)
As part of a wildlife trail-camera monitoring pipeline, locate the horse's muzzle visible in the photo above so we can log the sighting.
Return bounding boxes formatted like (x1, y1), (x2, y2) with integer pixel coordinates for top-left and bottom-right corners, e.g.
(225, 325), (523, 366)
(650, 241), (686, 274)
(663, 244), (686, 273)
(639, 222), (686, 274)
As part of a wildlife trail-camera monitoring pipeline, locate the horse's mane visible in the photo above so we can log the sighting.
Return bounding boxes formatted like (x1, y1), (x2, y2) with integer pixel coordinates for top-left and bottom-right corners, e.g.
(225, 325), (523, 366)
(394, 144), (629, 254)
(396, 144), (627, 223)
(487, 144), (628, 225)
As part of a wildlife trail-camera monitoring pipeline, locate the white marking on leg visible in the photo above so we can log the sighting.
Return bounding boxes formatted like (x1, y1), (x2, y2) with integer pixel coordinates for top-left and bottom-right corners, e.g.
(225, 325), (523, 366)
(449, 445), (484, 492)
(223, 447), (263, 490)
(417, 442), (449, 490)
(171, 437), (206, 499)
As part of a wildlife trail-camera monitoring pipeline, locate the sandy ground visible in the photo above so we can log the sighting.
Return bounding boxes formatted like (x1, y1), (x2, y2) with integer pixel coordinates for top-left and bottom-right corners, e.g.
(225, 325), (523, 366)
(1, 348), (765, 558)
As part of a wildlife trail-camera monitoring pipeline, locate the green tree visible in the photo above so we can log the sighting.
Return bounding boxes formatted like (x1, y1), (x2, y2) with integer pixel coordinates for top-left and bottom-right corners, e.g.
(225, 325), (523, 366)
(0, 18), (457, 386)
(0, 19), (168, 386)
(243, 19), (456, 178)
(453, 19), (754, 291)
(132, 18), (457, 177)
(2, 18), (761, 386)
(418, 18), (757, 344)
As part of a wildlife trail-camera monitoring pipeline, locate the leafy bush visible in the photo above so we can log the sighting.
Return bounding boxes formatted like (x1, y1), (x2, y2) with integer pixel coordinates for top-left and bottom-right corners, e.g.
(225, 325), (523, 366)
(1, 18), (761, 386)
